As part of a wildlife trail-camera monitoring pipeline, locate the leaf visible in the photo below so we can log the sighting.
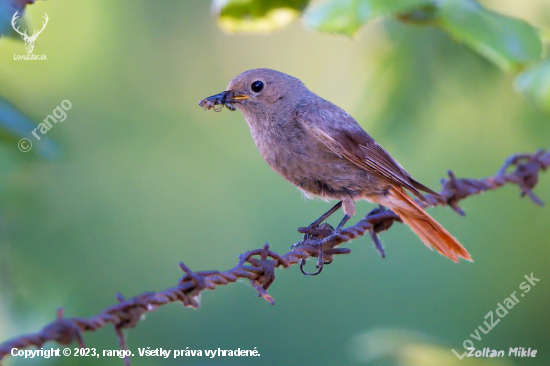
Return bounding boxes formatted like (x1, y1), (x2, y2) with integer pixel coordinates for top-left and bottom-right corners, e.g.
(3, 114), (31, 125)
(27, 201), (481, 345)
(515, 59), (550, 112)
(303, 0), (432, 37)
(434, 0), (543, 71)
(0, 97), (58, 158)
(302, 0), (543, 70)
(213, 0), (310, 33)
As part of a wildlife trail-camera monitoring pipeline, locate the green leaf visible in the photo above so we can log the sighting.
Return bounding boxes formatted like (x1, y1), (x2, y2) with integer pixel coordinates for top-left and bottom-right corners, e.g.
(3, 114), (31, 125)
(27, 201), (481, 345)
(213, 0), (310, 33)
(0, 97), (58, 158)
(515, 59), (550, 112)
(435, 0), (543, 71)
(303, 0), (432, 37)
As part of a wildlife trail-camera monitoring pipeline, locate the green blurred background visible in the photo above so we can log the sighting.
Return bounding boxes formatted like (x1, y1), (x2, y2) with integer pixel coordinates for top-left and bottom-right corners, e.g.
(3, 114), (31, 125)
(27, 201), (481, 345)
(0, 1), (549, 365)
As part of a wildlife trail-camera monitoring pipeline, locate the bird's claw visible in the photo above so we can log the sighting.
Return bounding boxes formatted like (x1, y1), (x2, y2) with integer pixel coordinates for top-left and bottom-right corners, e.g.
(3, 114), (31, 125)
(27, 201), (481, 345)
(299, 222), (335, 240)
(300, 258), (323, 275)
(309, 230), (341, 247)
(298, 243), (334, 276)
(292, 223), (337, 250)
(294, 211), (350, 275)
(292, 227), (342, 275)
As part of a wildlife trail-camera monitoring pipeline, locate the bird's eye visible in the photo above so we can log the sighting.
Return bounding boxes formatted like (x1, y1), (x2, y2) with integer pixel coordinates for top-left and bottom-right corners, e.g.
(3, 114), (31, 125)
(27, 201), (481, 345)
(251, 80), (264, 93)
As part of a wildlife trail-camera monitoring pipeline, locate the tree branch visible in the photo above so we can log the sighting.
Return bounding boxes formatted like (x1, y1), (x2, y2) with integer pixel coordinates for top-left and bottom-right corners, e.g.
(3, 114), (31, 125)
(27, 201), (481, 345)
(1, 148), (548, 364)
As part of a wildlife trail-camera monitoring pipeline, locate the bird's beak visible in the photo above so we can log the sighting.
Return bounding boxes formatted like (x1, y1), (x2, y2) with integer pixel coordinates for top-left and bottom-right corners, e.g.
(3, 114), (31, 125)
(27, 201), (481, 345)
(198, 90), (248, 111)
(226, 91), (249, 102)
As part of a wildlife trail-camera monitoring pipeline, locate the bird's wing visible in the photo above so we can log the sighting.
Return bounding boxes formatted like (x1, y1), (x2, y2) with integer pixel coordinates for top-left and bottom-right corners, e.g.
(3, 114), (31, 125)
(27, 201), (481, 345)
(297, 99), (438, 201)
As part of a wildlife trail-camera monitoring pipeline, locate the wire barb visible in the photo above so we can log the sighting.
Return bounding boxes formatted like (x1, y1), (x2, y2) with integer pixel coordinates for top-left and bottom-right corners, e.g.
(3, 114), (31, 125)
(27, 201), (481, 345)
(0, 149), (548, 364)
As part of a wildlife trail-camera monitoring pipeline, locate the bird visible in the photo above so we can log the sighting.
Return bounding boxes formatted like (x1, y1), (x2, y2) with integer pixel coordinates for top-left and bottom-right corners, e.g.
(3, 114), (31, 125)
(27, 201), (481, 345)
(198, 68), (472, 263)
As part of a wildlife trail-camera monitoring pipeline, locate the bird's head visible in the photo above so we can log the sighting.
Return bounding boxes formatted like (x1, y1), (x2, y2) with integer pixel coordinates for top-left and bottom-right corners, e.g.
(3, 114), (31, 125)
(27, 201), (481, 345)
(199, 68), (305, 117)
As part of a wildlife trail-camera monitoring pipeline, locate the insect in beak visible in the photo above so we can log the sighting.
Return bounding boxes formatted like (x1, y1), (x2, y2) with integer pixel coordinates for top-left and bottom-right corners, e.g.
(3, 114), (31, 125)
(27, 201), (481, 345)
(198, 91), (248, 112)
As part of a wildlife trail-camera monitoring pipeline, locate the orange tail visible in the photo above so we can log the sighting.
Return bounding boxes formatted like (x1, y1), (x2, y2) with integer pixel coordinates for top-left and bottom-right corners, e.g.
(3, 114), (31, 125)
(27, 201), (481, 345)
(379, 187), (472, 262)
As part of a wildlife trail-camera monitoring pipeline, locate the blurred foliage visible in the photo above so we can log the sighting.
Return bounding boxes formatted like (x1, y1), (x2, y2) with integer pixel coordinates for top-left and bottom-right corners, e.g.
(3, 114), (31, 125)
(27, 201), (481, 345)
(303, 0), (432, 37)
(0, 96), (57, 158)
(433, 0), (542, 71)
(349, 328), (515, 366)
(216, 0), (549, 111)
(0, 0), (43, 147)
(1, 1), (550, 366)
(0, 0), (28, 37)
(515, 58), (550, 112)
(0, 96), (35, 138)
(213, 0), (310, 33)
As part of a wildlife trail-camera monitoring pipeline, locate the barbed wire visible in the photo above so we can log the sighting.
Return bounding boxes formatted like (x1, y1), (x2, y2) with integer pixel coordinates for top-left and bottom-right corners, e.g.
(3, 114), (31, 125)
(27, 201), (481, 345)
(0, 148), (548, 365)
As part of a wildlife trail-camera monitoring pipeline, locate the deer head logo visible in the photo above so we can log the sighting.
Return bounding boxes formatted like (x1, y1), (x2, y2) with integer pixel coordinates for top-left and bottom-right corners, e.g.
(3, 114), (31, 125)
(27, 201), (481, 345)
(11, 11), (49, 54)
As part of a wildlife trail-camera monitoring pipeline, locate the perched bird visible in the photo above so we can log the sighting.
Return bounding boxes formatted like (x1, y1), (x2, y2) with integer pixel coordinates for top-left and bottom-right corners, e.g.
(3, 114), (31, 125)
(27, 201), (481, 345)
(199, 69), (471, 263)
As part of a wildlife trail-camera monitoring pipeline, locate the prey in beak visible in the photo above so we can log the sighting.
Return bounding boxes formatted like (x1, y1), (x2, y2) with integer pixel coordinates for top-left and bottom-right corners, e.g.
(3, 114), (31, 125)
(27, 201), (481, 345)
(198, 90), (248, 112)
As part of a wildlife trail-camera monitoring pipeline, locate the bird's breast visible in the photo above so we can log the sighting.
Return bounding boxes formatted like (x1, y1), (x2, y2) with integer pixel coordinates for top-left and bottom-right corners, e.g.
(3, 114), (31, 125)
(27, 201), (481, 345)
(244, 115), (381, 199)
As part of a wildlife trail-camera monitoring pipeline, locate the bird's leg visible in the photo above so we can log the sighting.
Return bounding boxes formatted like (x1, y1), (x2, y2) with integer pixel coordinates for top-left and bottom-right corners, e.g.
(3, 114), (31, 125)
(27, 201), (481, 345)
(298, 201), (342, 241)
(337, 198), (355, 232)
(298, 199), (355, 247)
(310, 201), (343, 228)
(334, 214), (351, 233)
(314, 198), (355, 243)
(310, 212), (351, 245)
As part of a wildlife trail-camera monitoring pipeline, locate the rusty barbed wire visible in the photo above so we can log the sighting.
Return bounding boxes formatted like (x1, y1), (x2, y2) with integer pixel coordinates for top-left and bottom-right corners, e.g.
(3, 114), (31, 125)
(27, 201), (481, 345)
(0, 149), (548, 365)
